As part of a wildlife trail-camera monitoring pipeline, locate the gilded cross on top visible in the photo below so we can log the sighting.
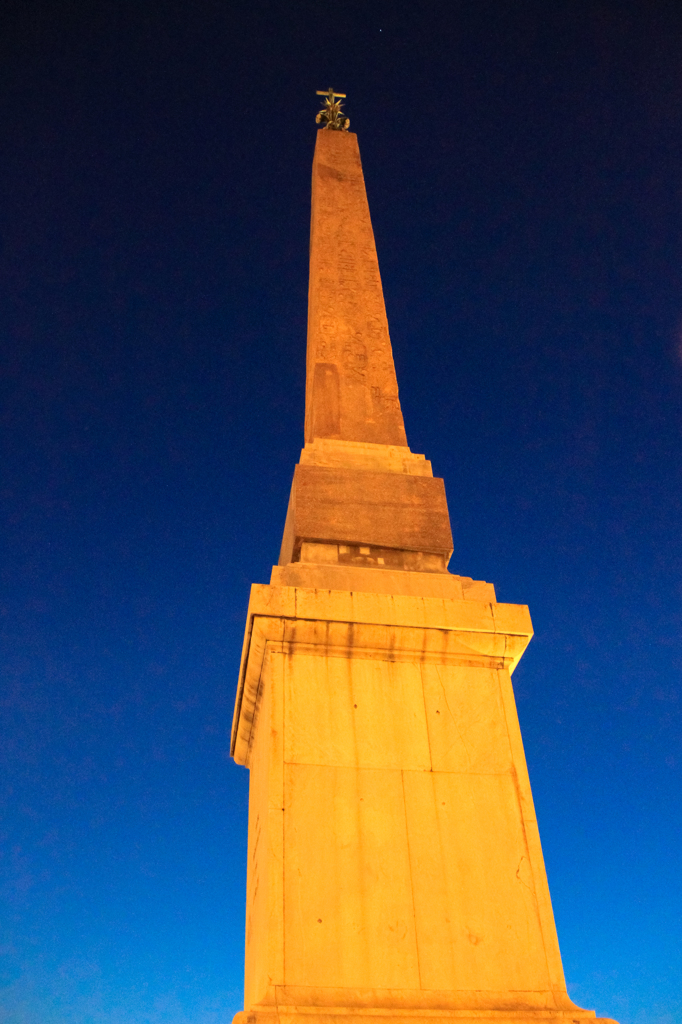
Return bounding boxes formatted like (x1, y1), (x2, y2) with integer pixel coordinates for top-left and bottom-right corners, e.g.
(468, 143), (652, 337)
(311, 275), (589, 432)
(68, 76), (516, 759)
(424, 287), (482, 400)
(315, 88), (350, 131)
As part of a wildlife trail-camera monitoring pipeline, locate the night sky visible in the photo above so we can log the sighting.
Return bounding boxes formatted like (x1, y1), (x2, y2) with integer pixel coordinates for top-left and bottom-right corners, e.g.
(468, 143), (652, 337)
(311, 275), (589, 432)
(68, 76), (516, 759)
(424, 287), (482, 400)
(1, 2), (681, 1023)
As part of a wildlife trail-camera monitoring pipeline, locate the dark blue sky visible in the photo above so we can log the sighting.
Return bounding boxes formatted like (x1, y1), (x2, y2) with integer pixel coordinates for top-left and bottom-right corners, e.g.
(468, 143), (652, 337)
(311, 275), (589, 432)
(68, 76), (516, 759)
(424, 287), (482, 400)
(1, 2), (680, 1022)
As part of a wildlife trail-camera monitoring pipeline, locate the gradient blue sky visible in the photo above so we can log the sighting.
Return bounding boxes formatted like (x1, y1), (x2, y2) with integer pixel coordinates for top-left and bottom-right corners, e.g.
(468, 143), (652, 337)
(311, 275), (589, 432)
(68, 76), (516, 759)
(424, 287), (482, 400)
(1, 2), (681, 1023)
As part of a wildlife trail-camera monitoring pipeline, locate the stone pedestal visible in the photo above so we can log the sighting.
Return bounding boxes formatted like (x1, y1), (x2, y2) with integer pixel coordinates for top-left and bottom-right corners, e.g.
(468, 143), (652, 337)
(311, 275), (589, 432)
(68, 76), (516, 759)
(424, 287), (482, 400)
(230, 576), (615, 1024)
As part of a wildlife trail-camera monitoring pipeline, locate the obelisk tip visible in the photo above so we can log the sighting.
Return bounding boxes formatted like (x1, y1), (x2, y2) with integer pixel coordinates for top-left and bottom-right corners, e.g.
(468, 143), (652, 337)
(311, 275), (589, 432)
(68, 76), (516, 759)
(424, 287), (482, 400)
(315, 88), (350, 132)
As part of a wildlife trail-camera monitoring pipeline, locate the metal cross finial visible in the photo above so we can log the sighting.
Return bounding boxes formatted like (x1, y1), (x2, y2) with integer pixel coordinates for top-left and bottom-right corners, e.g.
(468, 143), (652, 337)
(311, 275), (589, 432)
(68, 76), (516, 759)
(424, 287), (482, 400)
(315, 88), (350, 131)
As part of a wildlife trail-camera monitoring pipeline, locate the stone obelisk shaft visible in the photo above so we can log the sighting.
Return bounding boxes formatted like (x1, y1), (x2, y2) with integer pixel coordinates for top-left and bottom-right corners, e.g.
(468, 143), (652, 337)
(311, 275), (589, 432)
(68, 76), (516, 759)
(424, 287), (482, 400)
(305, 130), (408, 447)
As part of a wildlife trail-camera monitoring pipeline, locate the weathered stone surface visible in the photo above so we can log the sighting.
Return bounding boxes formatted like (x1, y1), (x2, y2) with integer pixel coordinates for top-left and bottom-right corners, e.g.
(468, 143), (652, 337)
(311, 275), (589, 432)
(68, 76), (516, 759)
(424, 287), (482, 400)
(234, 1011), (618, 1024)
(300, 437), (433, 475)
(306, 130), (407, 447)
(231, 585), (605, 1022)
(278, 464), (453, 566)
(270, 561), (496, 601)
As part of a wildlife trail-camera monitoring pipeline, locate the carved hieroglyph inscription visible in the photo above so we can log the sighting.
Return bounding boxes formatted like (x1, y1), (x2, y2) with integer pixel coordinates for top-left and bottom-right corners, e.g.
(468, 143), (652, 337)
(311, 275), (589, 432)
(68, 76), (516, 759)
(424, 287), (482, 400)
(305, 130), (408, 447)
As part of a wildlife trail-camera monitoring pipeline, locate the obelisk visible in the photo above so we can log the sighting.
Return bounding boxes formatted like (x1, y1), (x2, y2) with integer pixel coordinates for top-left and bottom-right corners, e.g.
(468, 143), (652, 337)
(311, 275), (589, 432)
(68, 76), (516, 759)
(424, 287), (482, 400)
(231, 92), (619, 1024)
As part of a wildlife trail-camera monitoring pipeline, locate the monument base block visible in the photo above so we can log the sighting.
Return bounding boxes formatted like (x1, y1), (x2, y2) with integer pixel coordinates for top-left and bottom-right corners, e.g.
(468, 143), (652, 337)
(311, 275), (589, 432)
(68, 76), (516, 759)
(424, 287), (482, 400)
(230, 575), (617, 1024)
(234, 1010), (618, 1024)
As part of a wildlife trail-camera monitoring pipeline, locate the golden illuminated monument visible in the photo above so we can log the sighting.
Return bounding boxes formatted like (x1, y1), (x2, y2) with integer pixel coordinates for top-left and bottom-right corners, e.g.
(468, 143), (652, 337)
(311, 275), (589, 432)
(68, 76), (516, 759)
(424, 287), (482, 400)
(231, 93), (618, 1024)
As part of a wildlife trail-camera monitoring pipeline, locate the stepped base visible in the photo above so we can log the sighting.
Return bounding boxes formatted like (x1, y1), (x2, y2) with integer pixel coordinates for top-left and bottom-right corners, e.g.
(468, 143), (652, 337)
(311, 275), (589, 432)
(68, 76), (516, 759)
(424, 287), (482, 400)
(234, 1010), (619, 1024)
